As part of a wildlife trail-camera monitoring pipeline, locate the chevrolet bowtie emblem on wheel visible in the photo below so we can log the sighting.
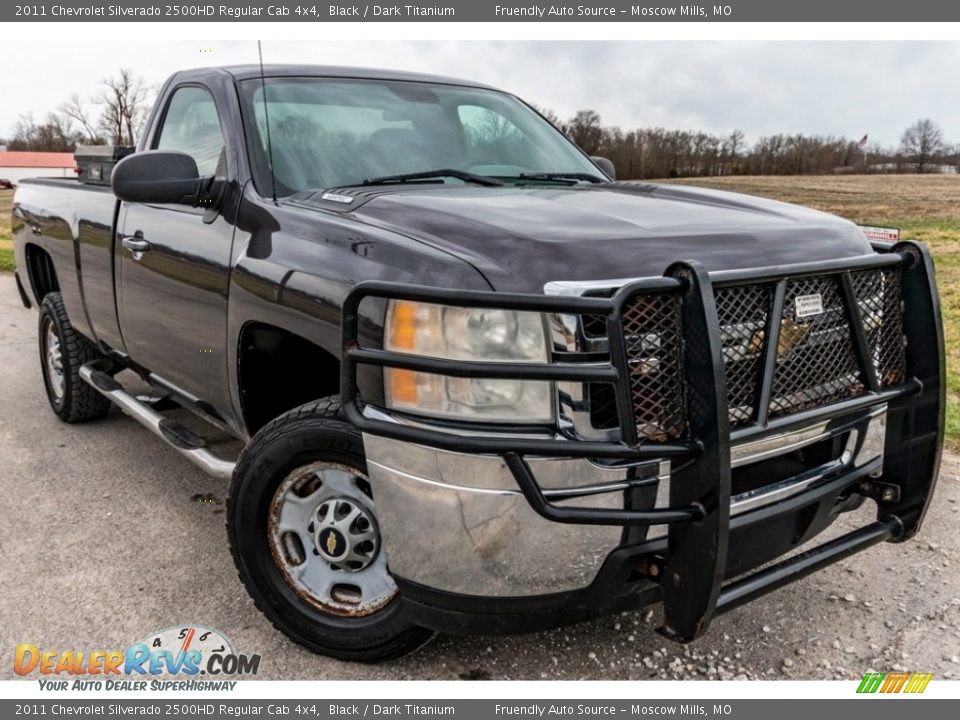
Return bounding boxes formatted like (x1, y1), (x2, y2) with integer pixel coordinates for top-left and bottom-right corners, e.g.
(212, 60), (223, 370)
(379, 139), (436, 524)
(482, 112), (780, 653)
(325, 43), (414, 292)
(326, 531), (338, 556)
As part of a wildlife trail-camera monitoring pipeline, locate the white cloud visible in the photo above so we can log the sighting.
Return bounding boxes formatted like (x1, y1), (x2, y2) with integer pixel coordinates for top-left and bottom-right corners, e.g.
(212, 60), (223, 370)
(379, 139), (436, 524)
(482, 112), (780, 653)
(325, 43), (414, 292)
(2, 40), (958, 148)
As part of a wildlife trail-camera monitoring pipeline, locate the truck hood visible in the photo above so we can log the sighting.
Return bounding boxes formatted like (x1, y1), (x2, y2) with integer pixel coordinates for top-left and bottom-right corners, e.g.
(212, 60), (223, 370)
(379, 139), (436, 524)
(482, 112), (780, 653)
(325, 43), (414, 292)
(304, 183), (873, 293)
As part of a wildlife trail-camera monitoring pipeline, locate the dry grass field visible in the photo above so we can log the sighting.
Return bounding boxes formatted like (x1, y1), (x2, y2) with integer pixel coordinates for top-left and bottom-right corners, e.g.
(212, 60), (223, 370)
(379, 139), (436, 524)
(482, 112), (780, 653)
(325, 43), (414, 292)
(2, 176), (958, 445)
(0, 189), (13, 272)
(660, 174), (960, 448)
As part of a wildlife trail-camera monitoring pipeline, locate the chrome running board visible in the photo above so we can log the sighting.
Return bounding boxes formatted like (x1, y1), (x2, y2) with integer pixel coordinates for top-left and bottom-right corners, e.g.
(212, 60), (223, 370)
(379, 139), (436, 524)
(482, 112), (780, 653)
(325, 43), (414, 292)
(79, 360), (236, 480)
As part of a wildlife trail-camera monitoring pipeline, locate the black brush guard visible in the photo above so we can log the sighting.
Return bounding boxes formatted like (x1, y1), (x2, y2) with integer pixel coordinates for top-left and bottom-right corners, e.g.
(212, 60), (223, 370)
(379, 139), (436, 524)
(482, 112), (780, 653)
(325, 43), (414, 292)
(341, 241), (944, 641)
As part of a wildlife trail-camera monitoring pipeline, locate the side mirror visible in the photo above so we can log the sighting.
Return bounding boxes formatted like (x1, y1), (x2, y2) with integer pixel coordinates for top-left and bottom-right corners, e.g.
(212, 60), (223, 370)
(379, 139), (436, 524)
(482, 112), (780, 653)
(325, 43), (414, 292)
(590, 156), (616, 181)
(112, 150), (203, 205)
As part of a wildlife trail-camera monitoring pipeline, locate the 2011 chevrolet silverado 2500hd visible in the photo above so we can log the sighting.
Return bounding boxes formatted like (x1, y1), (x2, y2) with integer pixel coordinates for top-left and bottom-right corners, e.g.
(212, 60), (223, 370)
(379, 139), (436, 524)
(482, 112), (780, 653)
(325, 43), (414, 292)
(12, 65), (944, 662)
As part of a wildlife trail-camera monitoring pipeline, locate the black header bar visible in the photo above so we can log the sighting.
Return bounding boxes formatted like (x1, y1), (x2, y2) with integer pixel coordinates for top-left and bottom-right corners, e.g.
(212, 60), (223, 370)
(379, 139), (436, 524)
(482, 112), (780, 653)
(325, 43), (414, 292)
(6, 1), (960, 23)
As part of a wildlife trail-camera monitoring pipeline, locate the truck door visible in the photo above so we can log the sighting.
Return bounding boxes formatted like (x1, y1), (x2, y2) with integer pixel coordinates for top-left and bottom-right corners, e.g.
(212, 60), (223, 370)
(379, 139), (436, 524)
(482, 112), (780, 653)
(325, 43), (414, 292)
(117, 83), (236, 420)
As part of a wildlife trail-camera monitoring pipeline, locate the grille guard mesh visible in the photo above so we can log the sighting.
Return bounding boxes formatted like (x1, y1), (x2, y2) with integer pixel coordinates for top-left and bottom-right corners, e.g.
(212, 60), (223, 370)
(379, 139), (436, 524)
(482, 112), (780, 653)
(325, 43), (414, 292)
(599, 265), (907, 438)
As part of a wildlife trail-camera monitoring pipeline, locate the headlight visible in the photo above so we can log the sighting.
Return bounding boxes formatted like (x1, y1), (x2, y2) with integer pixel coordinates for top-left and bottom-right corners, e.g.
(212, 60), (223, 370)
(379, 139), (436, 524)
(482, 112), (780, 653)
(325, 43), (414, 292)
(383, 300), (553, 423)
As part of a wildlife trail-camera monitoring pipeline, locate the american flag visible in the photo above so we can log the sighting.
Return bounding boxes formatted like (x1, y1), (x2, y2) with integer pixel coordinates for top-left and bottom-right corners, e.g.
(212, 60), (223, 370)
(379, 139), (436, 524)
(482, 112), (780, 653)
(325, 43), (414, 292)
(857, 134), (869, 147)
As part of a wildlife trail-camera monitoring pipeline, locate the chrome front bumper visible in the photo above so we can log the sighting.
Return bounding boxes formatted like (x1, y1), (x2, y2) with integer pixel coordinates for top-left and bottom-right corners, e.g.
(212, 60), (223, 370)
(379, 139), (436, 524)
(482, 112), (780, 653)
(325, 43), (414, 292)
(364, 405), (887, 597)
(344, 245), (943, 640)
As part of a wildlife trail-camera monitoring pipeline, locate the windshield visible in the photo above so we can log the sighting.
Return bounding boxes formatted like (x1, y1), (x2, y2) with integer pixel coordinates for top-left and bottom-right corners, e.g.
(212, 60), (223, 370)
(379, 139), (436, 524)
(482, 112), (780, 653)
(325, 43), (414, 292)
(239, 77), (603, 195)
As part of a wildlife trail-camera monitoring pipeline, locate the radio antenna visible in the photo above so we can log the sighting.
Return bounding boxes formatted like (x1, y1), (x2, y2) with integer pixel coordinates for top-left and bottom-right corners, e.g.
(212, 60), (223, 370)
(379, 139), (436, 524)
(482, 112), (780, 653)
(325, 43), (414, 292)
(257, 40), (278, 202)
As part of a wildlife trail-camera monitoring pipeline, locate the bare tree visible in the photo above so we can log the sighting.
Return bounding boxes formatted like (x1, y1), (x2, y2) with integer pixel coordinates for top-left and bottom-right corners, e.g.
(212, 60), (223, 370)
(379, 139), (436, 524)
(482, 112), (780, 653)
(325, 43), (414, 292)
(566, 109), (604, 155)
(899, 118), (946, 173)
(36, 113), (78, 151)
(9, 114), (39, 150)
(755, 134), (784, 175)
(721, 129), (745, 175)
(530, 105), (564, 132)
(60, 93), (102, 144)
(96, 68), (151, 145)
(540, 110), (947, 180)
(7, 112), (80, 151)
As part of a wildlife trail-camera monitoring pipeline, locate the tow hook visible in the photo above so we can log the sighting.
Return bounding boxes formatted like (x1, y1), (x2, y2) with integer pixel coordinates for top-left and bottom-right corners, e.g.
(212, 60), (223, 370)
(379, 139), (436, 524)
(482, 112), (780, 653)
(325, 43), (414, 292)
(640, 555), (666, 580)
(857, 480), (901, 504)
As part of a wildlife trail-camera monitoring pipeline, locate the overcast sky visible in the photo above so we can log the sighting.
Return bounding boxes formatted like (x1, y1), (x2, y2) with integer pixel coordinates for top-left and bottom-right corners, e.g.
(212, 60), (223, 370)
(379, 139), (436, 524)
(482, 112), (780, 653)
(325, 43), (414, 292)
(3, 41), (959, 148)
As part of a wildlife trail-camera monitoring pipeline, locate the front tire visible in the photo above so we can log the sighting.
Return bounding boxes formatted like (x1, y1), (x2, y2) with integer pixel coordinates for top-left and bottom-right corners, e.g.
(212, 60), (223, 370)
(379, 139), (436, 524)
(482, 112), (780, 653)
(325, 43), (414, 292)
(227, 398), (433, 662)
(38, 292), (111, 423)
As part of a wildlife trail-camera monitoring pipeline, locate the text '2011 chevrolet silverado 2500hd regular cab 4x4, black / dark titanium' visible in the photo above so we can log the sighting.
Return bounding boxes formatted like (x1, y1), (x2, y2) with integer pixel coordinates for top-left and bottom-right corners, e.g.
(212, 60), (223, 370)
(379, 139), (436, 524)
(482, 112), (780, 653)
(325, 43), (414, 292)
(12, 65), (945, 662)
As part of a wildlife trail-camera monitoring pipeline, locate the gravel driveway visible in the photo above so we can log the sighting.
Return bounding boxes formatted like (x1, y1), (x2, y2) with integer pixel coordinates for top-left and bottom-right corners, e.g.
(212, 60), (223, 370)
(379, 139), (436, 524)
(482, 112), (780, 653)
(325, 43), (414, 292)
(1, 275), (958, 681)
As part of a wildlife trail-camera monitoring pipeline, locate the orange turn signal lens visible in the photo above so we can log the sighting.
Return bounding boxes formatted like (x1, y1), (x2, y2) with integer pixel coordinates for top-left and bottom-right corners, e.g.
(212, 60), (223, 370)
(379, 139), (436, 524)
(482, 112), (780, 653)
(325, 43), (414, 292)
(385, 368), (419, 405)
(389, 300), (417, 350)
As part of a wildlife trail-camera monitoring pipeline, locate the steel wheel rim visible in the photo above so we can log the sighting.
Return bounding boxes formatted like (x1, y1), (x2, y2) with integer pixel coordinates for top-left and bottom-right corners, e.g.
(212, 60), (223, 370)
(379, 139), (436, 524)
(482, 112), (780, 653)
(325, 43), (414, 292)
(267, 461), (397, 617)
(43, 319), (65, 401)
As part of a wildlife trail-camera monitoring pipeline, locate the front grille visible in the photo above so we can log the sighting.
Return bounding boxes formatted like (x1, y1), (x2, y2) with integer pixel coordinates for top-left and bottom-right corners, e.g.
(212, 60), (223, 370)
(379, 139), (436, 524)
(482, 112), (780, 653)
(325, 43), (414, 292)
(619, 292), (687, 440)
(766, 276), (863, 418)
(850, 267), (907, 387)
(714, 283), (773, 425)
(718, 268), (906, 425)
(586, 266), (906, 439)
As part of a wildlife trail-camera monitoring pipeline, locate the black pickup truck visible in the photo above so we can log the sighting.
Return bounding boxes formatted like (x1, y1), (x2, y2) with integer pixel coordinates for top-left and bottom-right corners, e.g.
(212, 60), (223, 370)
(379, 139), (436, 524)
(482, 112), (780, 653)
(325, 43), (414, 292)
(12, 65), (944, 663)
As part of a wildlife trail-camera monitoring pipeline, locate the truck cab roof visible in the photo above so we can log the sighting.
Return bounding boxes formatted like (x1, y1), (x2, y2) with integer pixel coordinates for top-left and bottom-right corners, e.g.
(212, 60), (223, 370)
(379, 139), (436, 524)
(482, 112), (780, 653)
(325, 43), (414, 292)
(172, 64), (499, 91)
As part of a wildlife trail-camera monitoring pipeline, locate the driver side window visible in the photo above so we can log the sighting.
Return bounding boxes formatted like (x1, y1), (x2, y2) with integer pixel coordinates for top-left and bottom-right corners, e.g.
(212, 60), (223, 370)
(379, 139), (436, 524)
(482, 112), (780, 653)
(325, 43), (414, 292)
(156, 86), (225, 177)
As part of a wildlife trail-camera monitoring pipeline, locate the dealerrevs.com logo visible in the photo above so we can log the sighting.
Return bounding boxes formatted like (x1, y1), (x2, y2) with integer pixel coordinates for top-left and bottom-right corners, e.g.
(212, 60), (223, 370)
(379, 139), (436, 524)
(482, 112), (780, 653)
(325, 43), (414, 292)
(14, 626), (260, 691)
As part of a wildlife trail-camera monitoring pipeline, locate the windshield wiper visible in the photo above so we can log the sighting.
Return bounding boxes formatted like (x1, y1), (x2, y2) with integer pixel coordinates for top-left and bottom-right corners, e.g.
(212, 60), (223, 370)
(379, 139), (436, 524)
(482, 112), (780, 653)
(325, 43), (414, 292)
(501, 172), (607, 185)
(359, 169), (503, 187)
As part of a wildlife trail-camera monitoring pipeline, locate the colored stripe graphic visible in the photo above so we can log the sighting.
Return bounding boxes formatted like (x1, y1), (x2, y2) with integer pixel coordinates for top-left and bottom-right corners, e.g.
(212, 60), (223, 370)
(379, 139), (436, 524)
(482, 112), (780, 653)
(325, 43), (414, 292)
(881, 672), (909, 693)
(857, 672), (932, 694)
(856, 672), (885, 693)
(904, 673), (933, 693)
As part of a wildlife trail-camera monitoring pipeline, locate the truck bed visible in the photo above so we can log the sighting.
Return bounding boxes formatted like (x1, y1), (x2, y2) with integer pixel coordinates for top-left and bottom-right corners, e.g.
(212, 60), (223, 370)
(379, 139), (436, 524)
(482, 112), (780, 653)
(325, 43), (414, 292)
(14, 177), (122, 349)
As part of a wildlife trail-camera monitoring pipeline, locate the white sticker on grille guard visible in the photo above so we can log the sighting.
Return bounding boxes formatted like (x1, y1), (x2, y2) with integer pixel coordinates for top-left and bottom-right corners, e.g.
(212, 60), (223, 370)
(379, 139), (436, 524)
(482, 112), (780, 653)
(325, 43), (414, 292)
(794, 293), (824, 318)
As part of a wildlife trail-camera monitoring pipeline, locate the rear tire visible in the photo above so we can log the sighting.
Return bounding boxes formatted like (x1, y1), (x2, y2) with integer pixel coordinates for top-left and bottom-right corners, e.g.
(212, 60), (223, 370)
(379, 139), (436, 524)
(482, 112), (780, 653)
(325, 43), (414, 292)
(38, 292), (111, 423)
(227, 398), (434, 662)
